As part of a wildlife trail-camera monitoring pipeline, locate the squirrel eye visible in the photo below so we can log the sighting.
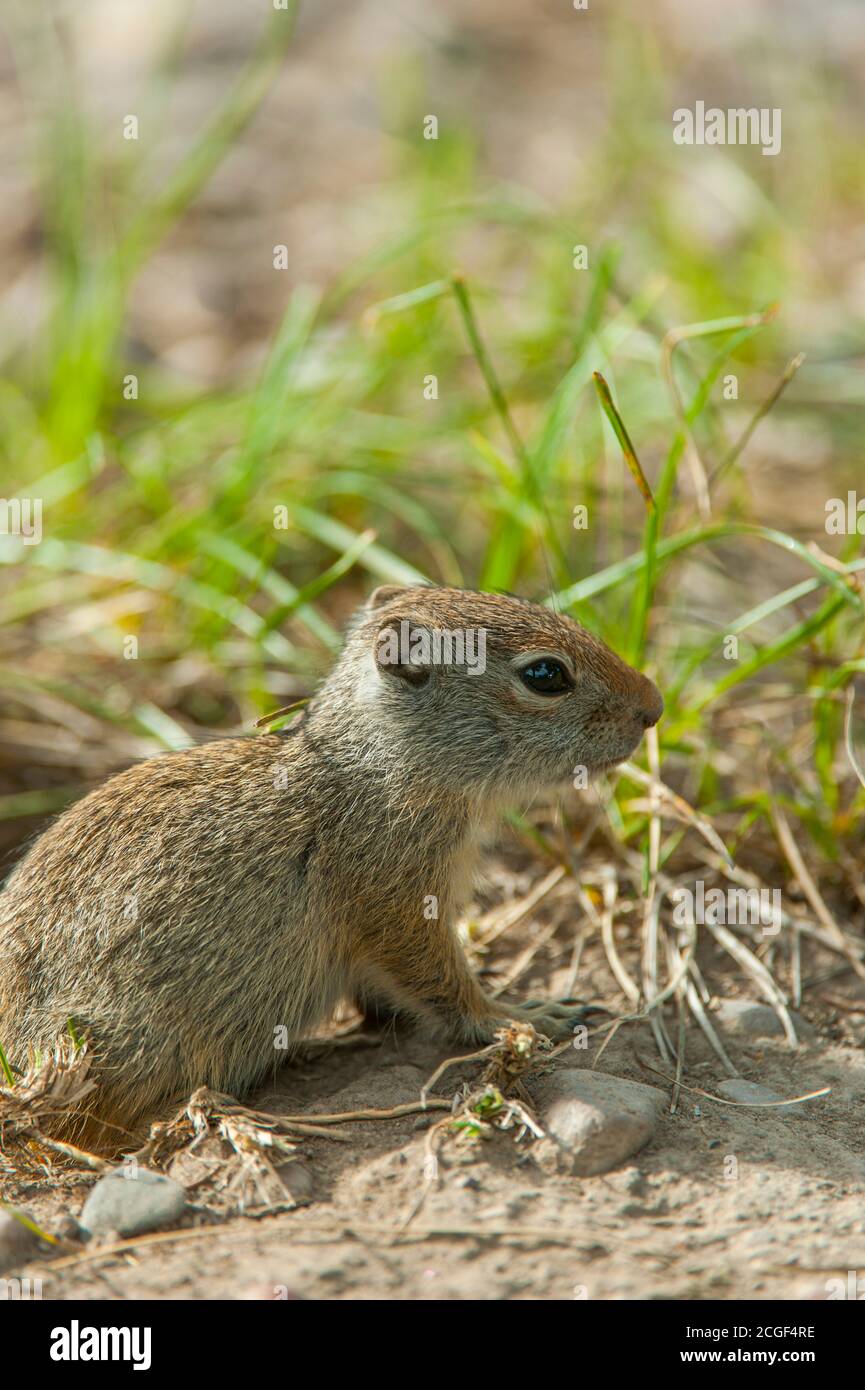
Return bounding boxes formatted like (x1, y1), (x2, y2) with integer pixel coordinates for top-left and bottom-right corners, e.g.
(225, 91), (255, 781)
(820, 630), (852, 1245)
(519, 658), (572, 695)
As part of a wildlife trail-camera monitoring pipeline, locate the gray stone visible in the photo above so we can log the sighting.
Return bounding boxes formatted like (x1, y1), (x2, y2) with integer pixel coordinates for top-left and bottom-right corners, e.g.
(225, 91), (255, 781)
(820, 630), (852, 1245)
(0, 1209), (40, 1271)
(275, 1160), (315, 1205)
(55, 1213), (85, 1243)
(622, 1166), (648, 1196)
(80, 1167), (187, 1238)
(715, 1078), (802, 1115)
(532, 1069), (666, 1176)
(713, 999), (815, 1041)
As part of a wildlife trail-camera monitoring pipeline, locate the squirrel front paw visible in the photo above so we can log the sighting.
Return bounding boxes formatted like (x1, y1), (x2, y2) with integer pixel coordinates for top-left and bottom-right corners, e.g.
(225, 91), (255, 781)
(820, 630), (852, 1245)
(462, 998), (608, 1046)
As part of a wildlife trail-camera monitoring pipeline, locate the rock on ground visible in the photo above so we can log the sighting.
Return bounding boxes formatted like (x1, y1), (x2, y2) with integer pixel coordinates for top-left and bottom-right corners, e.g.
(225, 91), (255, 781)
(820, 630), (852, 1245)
(713, 999), (815, 1041)
(715, 1078), (804, 1116)
(531, 1068), (666, 1175)
(80, 1167), (187, 1239)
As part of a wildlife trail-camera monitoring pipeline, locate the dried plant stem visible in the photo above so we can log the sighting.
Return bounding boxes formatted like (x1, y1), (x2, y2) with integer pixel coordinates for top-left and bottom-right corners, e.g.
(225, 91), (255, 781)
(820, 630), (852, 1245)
(488, 918), (560, 996)
(637, 1059), (830, 1109)
(475, 865), (566, 947)
(711, 352), (806, 486)
(22, 1130), (113, 1173)
(771, 804), (865, 982)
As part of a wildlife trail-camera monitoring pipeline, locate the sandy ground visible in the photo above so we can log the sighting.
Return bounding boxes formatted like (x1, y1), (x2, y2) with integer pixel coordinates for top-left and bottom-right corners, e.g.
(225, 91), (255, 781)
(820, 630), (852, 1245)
(2, 1), (864, 1304)
(8, 928), (864, 1303)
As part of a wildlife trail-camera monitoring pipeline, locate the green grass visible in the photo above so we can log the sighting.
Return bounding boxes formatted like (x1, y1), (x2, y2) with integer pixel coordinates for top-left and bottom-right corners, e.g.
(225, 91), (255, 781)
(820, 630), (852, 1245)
(0, 2), (863, 911)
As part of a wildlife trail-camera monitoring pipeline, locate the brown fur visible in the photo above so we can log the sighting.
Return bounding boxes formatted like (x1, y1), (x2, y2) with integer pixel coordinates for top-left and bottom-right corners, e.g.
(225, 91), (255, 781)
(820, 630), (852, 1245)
(0, 586), (661, 1148)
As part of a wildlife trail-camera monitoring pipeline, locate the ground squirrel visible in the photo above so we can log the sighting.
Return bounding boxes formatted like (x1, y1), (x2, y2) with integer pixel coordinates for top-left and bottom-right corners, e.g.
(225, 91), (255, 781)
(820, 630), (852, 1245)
(0, 585), (662, 1146)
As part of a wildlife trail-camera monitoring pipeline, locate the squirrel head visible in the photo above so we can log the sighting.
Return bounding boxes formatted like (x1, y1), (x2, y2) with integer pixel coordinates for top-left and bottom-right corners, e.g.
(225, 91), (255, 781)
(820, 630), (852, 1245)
(317, 585), (662, 801)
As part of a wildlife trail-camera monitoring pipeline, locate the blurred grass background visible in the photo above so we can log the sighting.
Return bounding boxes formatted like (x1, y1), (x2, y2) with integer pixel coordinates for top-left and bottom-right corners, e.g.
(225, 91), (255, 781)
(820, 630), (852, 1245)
(0, 0), (862, 935)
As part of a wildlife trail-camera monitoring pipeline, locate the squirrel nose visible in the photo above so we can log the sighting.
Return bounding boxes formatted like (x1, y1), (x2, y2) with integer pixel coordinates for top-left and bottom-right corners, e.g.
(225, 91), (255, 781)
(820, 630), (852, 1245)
(637, 679), (664, 729)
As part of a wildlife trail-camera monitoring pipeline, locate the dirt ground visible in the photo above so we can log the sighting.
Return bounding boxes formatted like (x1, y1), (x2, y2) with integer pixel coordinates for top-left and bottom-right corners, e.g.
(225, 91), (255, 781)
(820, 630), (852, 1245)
(2, 0), (864, 1306)
(8, 866), (865, 1304)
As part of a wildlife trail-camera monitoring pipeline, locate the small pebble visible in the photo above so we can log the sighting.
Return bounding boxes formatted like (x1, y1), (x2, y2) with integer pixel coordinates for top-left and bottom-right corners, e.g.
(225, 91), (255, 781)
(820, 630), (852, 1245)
(714, 999), (815, 1041)
(80, 1167), (187, 1239)
(55, 1213), (85, 1243)
(532, 1069), (665, 1176)
(716, 1078), (803, 1116)
(276, 1161), (315, 1205)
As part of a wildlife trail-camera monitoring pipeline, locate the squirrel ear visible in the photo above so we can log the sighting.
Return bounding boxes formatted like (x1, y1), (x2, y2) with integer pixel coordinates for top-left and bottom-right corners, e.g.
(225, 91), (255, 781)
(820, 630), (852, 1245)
(374, 618), (431, 687)
(367, 585), (409, 611)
